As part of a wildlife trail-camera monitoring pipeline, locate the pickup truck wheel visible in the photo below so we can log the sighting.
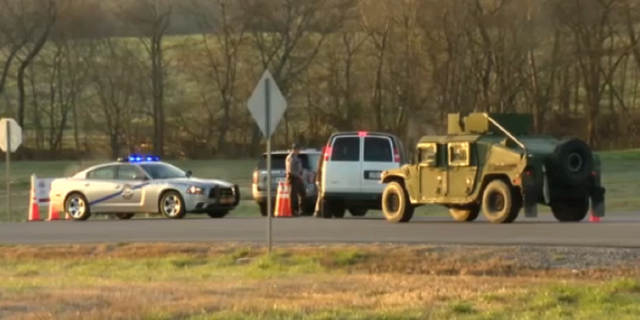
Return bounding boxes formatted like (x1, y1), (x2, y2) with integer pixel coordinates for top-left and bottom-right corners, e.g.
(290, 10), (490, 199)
(349, 208), (368, 217)
(382, 181), (414, 223)
(551, 197), (589, 222)
(115, 213), (135, 220)
(159, 191), (186, 219)
(65, 192), (91, 221)
(449, 205), (480, 222)
(481, 180), (521, 224)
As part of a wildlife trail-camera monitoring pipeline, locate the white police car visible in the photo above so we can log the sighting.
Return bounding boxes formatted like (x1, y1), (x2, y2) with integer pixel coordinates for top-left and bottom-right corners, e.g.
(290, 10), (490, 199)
(49, 155), (241, 220)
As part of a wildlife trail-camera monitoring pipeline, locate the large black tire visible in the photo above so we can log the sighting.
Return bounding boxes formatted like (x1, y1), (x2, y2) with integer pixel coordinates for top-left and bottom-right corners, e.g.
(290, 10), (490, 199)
(551, 197), (589, 222)
(349, 207), (368, 217)
(481, 180), (521, 224)
(206, 210), (229, 219)
(115, 213), (135, 220)
(382, 181), (414, 223)
(449, 205), (480, 222)
(550, 137), (594, 184)
(159, 191), (187, 219)
(65, 192), (91, 221)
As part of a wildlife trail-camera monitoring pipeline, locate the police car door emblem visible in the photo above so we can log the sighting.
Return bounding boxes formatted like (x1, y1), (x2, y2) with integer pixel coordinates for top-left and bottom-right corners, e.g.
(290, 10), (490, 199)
(122, 184), (134, 199)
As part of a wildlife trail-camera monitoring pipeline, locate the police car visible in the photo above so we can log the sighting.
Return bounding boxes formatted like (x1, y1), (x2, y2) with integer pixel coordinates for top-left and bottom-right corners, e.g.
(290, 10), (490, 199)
(49, 155), (241, 221)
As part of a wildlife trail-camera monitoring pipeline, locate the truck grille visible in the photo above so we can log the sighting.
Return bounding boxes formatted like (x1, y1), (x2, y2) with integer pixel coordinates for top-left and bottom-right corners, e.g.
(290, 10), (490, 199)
(209, 187), (234, 199)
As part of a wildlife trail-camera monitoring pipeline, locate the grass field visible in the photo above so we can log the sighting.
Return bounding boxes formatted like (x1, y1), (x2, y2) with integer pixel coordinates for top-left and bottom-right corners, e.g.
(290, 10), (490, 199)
(0, 243), (639, 319)
(1, 148), (639, 221)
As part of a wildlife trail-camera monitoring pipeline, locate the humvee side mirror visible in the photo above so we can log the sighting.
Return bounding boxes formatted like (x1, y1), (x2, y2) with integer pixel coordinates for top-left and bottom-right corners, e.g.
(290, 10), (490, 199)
(186, 170), (193, 178)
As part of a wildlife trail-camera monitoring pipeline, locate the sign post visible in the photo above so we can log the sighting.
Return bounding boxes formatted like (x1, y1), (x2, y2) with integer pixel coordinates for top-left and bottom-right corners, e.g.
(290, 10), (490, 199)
(247, 70), (287, 253)
(0, 118), (23, 222)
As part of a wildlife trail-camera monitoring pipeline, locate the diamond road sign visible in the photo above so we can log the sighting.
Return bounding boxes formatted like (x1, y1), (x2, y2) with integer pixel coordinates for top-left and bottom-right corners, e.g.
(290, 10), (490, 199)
(247, 70), (287, 138)
(0, 118), (22, 153)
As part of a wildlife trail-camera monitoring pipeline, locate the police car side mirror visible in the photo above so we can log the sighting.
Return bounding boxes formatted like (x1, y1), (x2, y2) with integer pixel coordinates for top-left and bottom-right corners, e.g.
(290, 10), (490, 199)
(186, 170), (192, 178)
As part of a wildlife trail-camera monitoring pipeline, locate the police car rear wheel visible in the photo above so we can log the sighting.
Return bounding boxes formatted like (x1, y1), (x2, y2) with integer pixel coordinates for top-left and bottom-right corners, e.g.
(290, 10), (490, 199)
(65, 193), (91, 221)
(160, 191), (186, 219)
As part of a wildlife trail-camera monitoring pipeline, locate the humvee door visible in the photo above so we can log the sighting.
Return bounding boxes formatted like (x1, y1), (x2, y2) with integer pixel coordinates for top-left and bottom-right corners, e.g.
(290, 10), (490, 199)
(418, 143), (447, 202)
(446, 142), (478, 201)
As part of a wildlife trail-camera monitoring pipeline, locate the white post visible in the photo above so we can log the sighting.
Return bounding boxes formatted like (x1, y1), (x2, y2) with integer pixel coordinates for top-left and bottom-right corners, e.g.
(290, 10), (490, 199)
(5, 125), (11, 221)
(265, 77), (272, 253)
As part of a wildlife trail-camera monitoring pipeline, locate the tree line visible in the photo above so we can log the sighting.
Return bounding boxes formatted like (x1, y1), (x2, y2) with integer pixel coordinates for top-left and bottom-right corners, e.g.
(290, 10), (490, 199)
(1, 0), (640, 160)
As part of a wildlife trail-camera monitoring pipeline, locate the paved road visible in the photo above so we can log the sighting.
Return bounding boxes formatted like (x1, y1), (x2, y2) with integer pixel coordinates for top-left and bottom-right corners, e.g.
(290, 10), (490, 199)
(0, 214), (639, 247)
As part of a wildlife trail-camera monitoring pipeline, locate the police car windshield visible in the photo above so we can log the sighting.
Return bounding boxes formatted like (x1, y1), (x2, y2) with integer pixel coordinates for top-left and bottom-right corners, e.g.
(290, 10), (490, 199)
(138, 163), (187, 179)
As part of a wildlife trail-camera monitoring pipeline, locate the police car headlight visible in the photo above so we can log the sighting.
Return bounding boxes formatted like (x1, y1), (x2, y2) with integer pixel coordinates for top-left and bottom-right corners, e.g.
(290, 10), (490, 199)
(186, 186), (204, 194)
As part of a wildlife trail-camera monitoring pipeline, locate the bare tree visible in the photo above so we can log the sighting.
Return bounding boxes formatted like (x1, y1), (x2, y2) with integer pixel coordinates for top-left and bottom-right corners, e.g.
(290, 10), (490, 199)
(15, 0), (58, 128)
(189, 0), (248, 153)
(554, 0), (619, 146)
(118, 0), (172, 157)
(87, 39), (145, 158)
(241, 0), (356, 151)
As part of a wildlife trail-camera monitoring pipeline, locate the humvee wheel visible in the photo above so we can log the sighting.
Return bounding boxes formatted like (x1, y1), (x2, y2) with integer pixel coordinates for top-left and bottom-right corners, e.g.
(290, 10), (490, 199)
(449, 205), (480, 222)
(551, 197), (589, 222)
(481, 180), (521, 223)
(382, 181), (414, 223)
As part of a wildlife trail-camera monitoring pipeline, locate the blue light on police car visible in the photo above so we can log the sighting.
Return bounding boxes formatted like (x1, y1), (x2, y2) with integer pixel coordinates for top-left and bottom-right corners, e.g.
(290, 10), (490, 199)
(127, 154), (160, 162)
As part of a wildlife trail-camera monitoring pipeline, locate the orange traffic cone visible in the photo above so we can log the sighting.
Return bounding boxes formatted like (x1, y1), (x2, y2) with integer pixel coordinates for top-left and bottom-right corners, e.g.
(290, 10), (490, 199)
(28, 186), (41, 222)
(589, 210), (601, 223)
(274, 181), (293, 217)
(47, 203), (61, 221)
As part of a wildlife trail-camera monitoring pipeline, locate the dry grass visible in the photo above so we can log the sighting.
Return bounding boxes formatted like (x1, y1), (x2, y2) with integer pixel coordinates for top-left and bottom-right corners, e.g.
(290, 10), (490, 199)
(0, 243), (640, 319)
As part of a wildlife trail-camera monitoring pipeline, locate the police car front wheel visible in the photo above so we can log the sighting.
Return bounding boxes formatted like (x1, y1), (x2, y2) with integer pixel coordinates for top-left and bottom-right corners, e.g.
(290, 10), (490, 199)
(159, 191), (187, 219)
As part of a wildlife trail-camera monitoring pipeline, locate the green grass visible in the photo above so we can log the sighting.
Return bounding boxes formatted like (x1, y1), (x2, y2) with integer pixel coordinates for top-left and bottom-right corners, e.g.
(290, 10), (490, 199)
(1, 148), (640, 221)
(1, 244), (640, 319)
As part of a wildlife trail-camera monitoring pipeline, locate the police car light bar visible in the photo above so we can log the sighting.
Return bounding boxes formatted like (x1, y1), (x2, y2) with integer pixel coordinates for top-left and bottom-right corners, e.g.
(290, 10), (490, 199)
(117, 155), (160, 163)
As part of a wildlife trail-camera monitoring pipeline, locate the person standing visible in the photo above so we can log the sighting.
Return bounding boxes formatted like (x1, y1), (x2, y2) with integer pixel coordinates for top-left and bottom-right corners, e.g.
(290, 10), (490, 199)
(313, 151), (325, 218)
(285, 143), (306, 216)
